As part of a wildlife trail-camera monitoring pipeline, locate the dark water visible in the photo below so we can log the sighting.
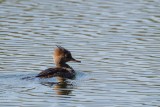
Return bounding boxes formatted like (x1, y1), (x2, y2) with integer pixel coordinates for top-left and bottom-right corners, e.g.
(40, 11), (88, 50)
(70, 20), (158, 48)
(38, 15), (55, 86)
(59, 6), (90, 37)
(0, 0), (160, 107)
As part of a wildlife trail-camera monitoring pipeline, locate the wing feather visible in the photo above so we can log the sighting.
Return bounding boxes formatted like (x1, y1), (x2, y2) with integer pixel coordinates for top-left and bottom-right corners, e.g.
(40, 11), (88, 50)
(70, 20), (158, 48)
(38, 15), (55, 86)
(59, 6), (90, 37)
(36, 67), (75, 79)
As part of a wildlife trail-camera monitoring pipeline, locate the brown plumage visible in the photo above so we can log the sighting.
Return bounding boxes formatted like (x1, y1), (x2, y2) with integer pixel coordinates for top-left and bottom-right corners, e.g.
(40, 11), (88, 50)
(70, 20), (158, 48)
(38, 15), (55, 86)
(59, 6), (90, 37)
(36, 45), (81, 79)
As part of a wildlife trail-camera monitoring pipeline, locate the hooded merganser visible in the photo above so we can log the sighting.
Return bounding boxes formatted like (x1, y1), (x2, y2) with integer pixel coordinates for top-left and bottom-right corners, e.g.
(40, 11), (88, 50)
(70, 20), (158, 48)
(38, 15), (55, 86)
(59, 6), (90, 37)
(36, 46), (81, 79)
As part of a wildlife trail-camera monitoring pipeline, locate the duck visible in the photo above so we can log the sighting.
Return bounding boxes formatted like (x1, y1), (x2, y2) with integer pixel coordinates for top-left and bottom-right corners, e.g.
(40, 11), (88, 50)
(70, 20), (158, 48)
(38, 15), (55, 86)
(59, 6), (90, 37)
(36, 45), (81, 79)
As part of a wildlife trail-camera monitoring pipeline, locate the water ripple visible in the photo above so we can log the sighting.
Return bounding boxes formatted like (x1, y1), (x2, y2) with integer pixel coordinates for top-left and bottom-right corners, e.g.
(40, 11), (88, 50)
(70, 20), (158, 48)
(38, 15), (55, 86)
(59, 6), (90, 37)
(0, 0), (160, 107)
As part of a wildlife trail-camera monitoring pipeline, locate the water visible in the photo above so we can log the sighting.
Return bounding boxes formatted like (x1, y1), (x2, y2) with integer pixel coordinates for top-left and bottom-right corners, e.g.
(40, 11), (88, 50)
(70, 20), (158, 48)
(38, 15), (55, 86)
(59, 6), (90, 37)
(0, 0), (160, 107)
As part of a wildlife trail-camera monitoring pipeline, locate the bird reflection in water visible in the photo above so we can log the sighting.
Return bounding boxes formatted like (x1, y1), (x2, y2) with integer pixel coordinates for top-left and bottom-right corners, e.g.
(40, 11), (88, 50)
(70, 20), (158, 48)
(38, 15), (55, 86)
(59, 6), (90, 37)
(40, 77), (74, 95)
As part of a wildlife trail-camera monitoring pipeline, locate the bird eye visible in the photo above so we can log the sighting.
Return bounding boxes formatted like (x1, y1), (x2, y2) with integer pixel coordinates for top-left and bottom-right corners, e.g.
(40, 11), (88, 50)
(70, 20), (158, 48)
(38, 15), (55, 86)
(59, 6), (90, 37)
(65, 54), (69, 58)
(65, 54), (68, 58)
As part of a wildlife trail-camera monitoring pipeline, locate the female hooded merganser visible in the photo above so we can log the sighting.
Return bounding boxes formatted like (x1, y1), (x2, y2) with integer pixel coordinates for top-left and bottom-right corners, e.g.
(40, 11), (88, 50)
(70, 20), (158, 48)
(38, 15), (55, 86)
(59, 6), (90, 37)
(36, 46), (81, 79)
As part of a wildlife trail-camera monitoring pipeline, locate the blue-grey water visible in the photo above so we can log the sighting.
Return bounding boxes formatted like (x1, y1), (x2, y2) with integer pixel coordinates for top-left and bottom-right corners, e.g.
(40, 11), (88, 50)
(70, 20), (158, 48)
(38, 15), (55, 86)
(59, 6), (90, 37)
(0, 0), (160, 107)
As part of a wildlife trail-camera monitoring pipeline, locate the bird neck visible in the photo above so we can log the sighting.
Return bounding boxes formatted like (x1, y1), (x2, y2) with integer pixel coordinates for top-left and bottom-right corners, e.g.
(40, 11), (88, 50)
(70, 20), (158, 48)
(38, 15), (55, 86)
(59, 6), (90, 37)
(56, 62), (67, 67)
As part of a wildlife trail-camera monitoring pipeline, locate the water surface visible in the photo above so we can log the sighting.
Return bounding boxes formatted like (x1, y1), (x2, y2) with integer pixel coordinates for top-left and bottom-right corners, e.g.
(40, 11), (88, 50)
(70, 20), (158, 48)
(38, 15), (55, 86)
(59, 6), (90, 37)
(0, 0), (160, 107)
